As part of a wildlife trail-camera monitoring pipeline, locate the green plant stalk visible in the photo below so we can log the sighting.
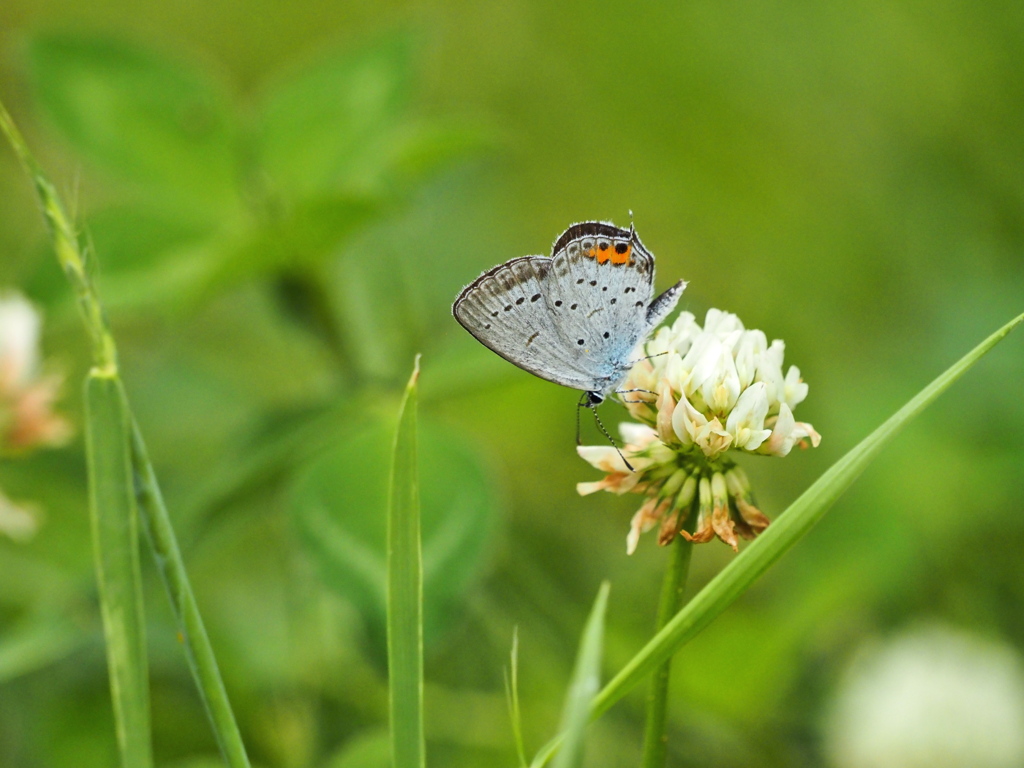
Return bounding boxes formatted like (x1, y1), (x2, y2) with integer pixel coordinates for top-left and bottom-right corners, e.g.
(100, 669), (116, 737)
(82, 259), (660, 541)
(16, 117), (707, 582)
(388, 357), (425, 768)
(1, 98), (250, 767)
(640, 518), (696, 768)
(85, 372), (153, 768)
(0, 98), (115, 372)
(131, 422), (252, 768)
(531, 310), (1023, 767)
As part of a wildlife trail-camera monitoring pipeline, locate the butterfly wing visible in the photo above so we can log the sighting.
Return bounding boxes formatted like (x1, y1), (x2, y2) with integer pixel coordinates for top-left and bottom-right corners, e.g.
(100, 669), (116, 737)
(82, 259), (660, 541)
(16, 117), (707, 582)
(542, 223), (662, 386)
(452, 255), (607, 391)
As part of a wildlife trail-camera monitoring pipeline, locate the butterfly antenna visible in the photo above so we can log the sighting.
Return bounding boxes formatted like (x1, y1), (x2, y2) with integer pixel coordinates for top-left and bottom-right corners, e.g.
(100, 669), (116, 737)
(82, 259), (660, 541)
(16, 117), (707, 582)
(590, 406), (635, 472)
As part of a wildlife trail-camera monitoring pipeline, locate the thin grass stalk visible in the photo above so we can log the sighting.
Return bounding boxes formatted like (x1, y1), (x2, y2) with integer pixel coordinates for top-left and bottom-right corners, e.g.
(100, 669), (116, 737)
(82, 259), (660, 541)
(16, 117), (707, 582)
(0, 99), (115, 372)
(504, 627), (528, 768)
(85, 371), (153, 768)
(131, 422), (252, 768)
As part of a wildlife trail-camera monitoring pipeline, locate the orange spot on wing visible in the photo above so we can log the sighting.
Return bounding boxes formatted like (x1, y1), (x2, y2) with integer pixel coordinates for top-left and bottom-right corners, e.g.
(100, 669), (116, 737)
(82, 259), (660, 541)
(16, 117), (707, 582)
(583, 241), (631, 265)
(611, 243), (632, 265)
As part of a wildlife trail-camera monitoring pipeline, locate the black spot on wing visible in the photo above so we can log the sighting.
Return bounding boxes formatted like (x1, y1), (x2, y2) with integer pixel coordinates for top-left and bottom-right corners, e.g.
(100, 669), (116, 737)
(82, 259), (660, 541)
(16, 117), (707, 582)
(552, 222), (631, 256)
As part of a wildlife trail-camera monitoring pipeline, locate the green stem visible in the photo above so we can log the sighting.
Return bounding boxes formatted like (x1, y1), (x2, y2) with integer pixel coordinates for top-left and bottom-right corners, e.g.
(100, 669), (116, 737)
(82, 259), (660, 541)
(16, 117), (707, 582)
(0, 98), (116, 373)
(640, 512), (696, 768)
(130, 422), (252, 768)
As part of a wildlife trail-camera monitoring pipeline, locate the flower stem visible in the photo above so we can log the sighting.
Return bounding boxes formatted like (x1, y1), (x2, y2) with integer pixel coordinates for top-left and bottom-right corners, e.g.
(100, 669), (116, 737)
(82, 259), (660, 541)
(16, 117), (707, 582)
(640, 510), (696, 768)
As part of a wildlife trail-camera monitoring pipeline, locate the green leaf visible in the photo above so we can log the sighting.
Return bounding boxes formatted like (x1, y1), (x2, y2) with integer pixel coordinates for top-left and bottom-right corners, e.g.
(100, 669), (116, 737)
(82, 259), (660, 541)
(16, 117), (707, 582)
(371, 119), (496, 189)
(322, 729), (391, 768)
(85, 371), (153, 768)
(387, 358), (424, 768)
(26, 33), (238, 212)
(590, 311), (1024, 719)
(258, 33), (415, 199)
(0, 613), (84, 683)
(289, 406), (498, 649)
(194, 193), (381, 299)
(550, 582), (611, 768)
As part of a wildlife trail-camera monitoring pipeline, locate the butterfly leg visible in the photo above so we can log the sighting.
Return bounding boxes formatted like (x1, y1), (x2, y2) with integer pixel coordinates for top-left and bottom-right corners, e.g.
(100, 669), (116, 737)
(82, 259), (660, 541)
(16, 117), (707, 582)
(615, 387), (657, 404)
(576, 391), (635, 471)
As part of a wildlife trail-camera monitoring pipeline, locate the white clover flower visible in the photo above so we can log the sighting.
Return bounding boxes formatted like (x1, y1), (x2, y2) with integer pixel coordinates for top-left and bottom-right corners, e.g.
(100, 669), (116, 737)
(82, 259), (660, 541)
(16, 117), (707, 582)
(0, 291), (70, 542)
(0, 291), (70, 453)
(578, 308), (819, 552)
(0, 291), (41, 391)
(0, 491), (40, 542)
(824, 625), (1024, 768)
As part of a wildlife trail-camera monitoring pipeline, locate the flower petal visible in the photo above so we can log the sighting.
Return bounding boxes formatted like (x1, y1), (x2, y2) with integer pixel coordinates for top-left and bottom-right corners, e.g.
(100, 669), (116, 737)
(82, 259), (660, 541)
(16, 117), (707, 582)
(577, 445), (631, 472)
(0, 293), (41, 391)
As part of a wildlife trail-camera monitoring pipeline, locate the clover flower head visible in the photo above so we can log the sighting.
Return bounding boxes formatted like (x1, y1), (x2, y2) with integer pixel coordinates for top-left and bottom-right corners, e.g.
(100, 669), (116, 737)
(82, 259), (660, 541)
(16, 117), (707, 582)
(0, 291), (70, 542)
(578, 308), (820, 552)
(0, 292), (70, 453)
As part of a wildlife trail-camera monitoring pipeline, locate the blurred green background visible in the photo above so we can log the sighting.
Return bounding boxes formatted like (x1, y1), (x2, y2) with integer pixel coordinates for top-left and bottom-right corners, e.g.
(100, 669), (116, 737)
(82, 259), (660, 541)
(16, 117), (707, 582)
(1, 1), (1023, 766)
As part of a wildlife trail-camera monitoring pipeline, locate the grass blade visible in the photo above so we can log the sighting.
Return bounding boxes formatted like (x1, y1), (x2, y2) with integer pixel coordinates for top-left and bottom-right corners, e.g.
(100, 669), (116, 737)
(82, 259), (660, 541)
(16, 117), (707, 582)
(85, 371), (153, 768)
(549, 582), (611, 768)
(131, 421), (252, 768)
(388, 356), (425, 768)
(504, 627), (528, 768)
(592, 311), (1024, 718)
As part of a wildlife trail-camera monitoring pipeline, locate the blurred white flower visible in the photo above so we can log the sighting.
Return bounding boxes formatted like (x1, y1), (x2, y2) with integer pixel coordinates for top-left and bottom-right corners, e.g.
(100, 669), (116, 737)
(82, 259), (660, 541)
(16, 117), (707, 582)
(0, 291), (70, 453)
(0, 491), (40, 542)
(824, 625), (1024, 768)
(0, 292), (41, 390)
(0, 291), (70, 542)
(578, 308), (818, 552)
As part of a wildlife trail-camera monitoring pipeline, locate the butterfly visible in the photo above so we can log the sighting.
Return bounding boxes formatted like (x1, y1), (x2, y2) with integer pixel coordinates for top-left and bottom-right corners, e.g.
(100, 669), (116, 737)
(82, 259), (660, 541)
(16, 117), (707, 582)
(452, 220), (685, 455)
